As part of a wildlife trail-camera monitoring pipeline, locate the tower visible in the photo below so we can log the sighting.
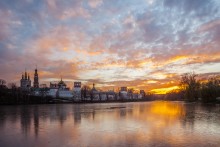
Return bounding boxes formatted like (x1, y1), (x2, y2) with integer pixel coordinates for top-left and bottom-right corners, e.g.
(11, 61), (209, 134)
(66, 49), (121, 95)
(33, 67), (39, 88)
(25, 70), (27, 79)
(20, 69), (31, 91)
(73, 82), (81, 99)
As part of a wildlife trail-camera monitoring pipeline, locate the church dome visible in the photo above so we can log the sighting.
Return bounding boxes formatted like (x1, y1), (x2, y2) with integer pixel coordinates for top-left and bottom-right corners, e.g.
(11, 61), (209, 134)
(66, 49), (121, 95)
(58, 80), (66, 86)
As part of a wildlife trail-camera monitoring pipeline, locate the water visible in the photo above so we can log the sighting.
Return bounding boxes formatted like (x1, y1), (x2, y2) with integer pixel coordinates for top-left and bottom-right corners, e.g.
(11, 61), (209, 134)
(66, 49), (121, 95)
(0, 101), (220, 147)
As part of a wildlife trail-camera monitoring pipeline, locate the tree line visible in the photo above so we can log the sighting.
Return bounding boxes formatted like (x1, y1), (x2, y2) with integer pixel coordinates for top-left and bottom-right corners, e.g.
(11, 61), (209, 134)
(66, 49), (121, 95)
(164, 73), (220, 103)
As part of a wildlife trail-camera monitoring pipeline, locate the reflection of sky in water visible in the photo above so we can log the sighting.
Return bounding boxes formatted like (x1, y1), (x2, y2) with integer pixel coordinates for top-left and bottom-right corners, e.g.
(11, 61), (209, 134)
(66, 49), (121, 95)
(0, 102), (220, 146)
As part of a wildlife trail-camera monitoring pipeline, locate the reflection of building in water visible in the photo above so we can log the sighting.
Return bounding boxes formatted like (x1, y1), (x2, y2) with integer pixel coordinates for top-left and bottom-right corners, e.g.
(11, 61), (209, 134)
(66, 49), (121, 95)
(119, 109), (127, 118)
(33, 106), (39, 137)
(73, 106), (81, 124)
(73, 82), (81, 100)
(20, 70), (31, 91)
(20, 107), (31, 136)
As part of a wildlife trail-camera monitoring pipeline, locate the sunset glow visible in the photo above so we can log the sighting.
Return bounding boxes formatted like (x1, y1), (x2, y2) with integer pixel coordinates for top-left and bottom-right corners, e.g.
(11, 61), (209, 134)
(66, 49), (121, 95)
(1, 0), (220, 92)
(150, 86), (180, 94)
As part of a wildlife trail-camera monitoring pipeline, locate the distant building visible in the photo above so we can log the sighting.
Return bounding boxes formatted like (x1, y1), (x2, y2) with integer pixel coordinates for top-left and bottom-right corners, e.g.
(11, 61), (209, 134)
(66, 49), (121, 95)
(47, 89), (58, 98)
(20, 70), (31, 91)
(50, 78), (67, 89)
(140, 90), (145, 99)
(57, 78), (67, 89)
(57, 89), (73, 99)
(140, 90), (145, 95)
(120, 87), (128, 99)
(48, 78), (73, 99)
(99, 92), (107, 101)
(73, 82), (81, 100)
(121, 87), (127, 92)
(50, 82), (59, 88)
(91, 83), (99, 101)
(74, 82), (81, 91)
(40, 84), (47, 88)
(106, 90), (115, 100)
(33, 68), (39, 88)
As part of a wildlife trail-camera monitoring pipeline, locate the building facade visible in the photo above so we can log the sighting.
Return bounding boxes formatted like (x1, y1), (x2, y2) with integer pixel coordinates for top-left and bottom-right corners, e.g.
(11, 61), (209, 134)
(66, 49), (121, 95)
(48, 78), (73, 99)
(120, 87), (128, 99)
(73, 82), (81, 100)
(20, 71), (31, 91)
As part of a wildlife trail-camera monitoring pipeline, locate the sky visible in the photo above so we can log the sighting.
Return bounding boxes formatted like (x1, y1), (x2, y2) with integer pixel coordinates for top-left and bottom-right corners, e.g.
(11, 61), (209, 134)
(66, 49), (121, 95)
(0, 0), (220, 93)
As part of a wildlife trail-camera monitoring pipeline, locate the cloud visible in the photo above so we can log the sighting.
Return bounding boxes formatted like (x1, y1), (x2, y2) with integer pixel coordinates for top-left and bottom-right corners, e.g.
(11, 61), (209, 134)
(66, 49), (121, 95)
(0, 9), (17, 41)
(198, 19), (220, 32)
(0, 0), (220, 92)
(88, 0), (103, 8)
(163, 0), (215, 16)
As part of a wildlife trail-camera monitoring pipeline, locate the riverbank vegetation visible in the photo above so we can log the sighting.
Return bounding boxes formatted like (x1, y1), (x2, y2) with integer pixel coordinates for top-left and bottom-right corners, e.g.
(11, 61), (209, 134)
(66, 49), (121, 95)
(164, 72), (220, 103)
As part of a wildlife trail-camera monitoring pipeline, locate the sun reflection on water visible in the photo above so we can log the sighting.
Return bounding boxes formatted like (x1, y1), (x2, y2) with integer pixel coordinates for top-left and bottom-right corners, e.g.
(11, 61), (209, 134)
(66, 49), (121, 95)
(150, 101), (185, 116)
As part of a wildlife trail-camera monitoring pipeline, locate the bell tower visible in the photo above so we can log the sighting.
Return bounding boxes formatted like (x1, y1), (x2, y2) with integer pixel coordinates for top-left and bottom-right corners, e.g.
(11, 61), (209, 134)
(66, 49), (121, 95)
(33, 66), (39, 88)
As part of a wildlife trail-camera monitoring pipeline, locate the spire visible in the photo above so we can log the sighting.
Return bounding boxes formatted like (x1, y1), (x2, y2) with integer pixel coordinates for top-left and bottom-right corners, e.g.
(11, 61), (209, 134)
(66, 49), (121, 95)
(25, 68), (27, 79)
(28, 73), (30, 80)
(35, 65), (37, 72)
(93, 83), (95, 88)
(22, 72), (24, 79)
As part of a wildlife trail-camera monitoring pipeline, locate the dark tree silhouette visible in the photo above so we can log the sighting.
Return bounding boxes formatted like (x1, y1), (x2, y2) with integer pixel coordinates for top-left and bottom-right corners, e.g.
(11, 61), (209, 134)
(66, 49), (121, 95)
(200, 77), (220, 102)
(180, 73), (200, 102)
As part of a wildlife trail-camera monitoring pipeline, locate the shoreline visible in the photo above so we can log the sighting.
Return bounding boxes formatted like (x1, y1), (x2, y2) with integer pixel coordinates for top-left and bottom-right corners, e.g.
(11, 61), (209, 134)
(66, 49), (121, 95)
(0, 97), (154, 105)
(4, 99), (220, 106)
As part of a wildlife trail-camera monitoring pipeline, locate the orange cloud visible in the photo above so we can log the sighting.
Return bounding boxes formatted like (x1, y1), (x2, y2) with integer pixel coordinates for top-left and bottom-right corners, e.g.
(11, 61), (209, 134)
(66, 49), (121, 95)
(150, 86), (179, 94)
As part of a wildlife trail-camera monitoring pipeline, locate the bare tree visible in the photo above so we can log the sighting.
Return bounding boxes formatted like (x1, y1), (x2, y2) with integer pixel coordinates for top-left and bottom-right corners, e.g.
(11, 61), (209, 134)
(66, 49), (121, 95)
(200, 76), (220, 102)
(7, 83), (17, 89)
(0, 79), (7, 98)
(0, 79), (6, 86)
(180, 73), (200, 102)
(81, 85), (91, 100)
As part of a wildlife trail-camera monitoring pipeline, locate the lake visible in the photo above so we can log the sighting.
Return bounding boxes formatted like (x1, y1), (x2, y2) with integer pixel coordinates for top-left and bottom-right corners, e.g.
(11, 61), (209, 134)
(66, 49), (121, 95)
(0, 101), (220, 147)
